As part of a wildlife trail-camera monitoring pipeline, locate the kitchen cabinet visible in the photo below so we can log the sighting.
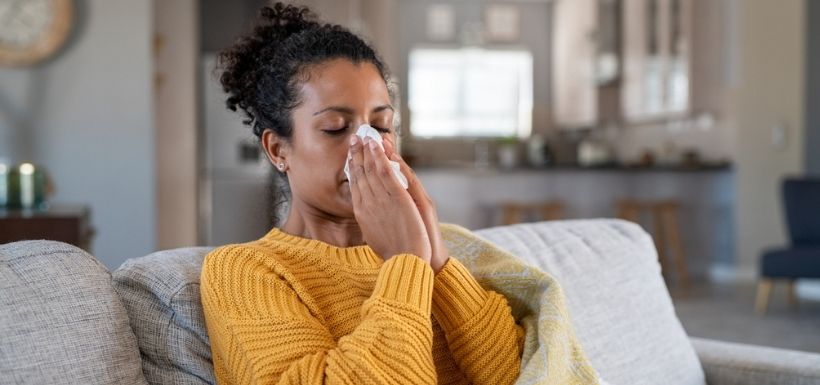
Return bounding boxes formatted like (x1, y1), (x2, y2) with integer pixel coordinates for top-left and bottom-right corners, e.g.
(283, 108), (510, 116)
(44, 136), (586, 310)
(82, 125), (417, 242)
(552, 0), (693, 127)
(621, 0), (692, 121)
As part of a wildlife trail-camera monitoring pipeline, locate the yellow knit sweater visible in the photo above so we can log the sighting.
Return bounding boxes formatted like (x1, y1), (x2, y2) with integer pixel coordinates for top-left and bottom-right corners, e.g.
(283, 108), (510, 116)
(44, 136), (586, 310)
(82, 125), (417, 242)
(200, 227), (524, 385)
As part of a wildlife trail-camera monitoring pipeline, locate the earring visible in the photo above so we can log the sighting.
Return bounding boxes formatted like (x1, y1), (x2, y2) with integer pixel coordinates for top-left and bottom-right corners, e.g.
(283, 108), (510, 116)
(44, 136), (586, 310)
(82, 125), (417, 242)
(278, 162), (285, 171)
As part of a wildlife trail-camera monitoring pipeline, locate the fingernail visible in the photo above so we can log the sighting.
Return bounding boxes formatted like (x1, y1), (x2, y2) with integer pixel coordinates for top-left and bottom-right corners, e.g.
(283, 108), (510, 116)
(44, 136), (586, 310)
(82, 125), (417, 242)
(368, 140), (377, 150)
(349, 135), (358, 146)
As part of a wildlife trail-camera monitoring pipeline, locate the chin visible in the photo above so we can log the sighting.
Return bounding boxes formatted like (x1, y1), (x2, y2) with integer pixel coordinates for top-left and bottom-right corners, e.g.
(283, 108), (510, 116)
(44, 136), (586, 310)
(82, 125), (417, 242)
(337, 185), (354, 209)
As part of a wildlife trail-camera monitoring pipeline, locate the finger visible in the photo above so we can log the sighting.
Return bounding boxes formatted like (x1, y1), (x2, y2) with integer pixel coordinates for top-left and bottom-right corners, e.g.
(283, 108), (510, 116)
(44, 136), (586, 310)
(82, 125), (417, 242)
(383, 136), (397, 159)
(348, 135), (374, 204)
(365, 137), (406, 197)
(358, 137), (389, 202)
(380, 141), (442, 255)
(382, 138), (410, 190)
(385, 149), (440, 260)
(389, 150), (428, 204)
(379, 142), (441, 263)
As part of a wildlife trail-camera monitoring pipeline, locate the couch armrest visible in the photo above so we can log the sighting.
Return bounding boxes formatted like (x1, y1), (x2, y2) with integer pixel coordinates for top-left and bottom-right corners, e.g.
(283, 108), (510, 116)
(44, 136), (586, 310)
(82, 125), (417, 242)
(690, 337), (820, 385)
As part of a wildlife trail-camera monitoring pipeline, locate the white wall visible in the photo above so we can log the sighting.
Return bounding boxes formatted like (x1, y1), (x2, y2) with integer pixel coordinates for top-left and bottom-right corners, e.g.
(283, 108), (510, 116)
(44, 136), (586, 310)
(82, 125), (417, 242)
(0, 0), (155, 269)
(732, 0), (805, 277)
(0, 71), (36, 164)
(807, 0), (820, 175)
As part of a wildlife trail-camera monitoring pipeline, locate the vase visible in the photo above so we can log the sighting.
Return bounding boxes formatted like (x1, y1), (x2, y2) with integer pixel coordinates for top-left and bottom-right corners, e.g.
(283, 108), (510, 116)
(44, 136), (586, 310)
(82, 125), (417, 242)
(498, 144), (518, 169)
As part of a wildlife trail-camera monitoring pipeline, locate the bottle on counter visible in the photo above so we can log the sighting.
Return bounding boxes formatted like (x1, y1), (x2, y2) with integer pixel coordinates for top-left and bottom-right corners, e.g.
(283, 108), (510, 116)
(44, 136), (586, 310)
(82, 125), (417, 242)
(526, 134), (553, 167)
(497, 136), (519, 169)
(577, 136), (614, 167)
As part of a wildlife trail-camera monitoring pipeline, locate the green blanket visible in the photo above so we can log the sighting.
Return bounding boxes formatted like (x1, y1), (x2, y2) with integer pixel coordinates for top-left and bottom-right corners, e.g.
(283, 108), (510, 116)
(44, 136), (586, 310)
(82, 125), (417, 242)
(441, 224), (600, 385)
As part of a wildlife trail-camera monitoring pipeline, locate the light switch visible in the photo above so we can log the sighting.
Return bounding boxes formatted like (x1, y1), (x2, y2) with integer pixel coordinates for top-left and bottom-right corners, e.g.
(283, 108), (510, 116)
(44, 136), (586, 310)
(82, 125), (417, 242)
(770, 121), (788, 150)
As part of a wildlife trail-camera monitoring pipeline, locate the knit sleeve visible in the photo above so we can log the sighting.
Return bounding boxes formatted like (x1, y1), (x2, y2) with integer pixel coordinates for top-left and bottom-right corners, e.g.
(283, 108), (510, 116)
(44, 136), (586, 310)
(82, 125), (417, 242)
(200, 246), (437, 385)
(431, 257), (524, 385)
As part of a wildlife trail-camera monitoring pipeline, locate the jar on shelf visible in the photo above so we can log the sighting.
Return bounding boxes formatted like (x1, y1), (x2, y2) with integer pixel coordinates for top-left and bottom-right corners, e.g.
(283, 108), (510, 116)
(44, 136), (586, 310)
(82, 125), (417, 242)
(497, 137), (519, 169)
(6, 163), (47, 210)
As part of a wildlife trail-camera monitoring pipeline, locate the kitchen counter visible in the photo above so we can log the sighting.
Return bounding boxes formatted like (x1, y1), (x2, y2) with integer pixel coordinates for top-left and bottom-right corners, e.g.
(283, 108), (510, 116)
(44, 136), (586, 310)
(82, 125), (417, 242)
(413, 162), (733, 174)
(415, 164), (735, 280)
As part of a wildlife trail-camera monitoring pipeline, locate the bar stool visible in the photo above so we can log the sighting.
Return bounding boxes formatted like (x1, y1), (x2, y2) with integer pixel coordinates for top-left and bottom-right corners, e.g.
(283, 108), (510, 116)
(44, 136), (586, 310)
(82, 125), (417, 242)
(616, 199), (690, 294)
(500, 201), (565, 225)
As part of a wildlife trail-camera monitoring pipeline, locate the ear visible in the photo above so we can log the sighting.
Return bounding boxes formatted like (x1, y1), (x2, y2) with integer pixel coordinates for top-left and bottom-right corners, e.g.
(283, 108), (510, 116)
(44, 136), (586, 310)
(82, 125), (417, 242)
(261, 129), (290, 171)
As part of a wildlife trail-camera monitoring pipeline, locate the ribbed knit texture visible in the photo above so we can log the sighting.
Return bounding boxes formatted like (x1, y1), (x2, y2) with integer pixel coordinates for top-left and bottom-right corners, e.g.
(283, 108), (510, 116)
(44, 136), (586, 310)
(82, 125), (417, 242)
(200, 227), (523, 385)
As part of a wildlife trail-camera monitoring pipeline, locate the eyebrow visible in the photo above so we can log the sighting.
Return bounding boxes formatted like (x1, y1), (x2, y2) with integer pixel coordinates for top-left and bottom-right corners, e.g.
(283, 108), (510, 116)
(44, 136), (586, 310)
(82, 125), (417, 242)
(312, 104), (394, 116)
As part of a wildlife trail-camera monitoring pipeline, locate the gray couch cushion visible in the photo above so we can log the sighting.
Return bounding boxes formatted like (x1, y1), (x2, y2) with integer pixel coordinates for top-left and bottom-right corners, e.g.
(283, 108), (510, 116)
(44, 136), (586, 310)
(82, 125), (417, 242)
(0, 240), (148, 385)
(111, 220), (704, 385)
(113, 247), (215, 385)
(475, 219), (705, 385)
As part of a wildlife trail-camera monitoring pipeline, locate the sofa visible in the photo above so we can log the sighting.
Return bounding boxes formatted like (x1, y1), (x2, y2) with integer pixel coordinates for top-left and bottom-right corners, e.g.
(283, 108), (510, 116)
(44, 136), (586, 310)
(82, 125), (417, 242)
(2, 219), (819, 385)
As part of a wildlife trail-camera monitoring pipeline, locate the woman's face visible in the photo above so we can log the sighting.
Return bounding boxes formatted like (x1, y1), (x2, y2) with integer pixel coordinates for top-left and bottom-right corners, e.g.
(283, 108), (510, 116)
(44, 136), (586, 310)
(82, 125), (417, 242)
(266, 58), (396, 219)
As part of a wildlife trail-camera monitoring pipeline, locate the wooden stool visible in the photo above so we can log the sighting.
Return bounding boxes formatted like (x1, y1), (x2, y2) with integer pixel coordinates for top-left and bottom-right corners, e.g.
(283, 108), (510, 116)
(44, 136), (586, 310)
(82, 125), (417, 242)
(500, 201), (565, 225)
(616, 199), (690, 294)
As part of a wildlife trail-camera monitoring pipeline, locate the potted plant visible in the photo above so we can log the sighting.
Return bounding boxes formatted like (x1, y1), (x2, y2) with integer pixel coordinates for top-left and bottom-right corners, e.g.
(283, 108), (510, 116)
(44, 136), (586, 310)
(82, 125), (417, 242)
(497, 136), (519, 169)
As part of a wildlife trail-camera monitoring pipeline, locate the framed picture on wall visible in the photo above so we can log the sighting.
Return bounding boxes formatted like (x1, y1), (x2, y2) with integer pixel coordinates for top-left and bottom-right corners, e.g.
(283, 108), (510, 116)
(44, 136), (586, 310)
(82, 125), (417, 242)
(426, 4), (455, 41)
(484, 4), (520, 42)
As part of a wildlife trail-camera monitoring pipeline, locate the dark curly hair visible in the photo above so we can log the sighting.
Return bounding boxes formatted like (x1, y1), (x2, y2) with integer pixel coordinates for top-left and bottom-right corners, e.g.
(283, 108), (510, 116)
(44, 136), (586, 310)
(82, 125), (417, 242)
(218, 2), (393, 140)
(218, 3), (393, 226)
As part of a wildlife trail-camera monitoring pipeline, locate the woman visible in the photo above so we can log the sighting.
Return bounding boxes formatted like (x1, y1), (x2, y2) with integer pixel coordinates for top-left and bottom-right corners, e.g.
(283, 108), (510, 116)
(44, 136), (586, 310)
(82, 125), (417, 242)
(200, 3), (596, 385)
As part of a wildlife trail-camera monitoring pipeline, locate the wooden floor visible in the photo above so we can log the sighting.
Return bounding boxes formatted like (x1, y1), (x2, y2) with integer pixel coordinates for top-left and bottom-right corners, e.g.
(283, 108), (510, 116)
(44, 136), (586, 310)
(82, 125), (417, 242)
(673, 280), (820, 353)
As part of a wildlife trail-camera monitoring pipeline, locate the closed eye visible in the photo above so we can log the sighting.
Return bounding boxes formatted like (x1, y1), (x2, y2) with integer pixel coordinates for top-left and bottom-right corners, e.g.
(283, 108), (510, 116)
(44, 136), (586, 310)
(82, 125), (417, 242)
(322, 125), (391, 136)
(372, 126), (391, 133)
(322, 127), (347, 136)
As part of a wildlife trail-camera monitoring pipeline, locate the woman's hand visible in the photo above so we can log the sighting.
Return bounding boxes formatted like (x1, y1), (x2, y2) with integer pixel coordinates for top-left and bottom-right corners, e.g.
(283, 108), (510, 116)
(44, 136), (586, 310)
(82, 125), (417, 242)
(383, 138), (450, 273)
(348, 135), (432, 264)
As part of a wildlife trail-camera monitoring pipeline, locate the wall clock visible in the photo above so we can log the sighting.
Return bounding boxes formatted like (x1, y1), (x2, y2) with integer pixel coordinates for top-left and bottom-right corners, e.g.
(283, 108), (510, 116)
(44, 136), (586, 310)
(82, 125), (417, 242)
(0, 0), (74, 66)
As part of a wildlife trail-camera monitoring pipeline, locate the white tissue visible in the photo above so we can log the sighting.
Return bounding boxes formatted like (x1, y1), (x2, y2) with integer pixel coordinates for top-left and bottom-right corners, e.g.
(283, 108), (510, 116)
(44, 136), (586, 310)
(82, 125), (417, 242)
(344, 124), (409, 189)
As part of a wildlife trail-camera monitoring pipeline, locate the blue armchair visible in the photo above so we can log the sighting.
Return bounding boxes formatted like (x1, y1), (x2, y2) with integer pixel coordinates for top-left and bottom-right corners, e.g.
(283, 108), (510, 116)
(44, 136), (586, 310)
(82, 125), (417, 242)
(756, 178), (820, 314)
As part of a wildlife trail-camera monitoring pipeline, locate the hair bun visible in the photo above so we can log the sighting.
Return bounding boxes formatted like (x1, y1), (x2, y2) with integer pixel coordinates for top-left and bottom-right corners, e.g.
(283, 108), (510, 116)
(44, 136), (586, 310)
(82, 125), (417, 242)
(259, 2), (319, 39)
(218, 2), (319, 131)
(218, 1), (389, 140)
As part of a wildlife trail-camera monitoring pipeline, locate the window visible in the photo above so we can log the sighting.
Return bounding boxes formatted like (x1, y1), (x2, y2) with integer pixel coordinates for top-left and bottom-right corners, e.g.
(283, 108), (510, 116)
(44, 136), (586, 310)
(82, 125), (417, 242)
(407, 47), (533, 138)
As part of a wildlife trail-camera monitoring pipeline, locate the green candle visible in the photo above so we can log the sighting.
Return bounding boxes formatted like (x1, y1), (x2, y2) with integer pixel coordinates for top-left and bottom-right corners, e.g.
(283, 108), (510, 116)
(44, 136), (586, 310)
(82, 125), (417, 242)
(0, 163), (7, 207)
(19, 163), (35, 209)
